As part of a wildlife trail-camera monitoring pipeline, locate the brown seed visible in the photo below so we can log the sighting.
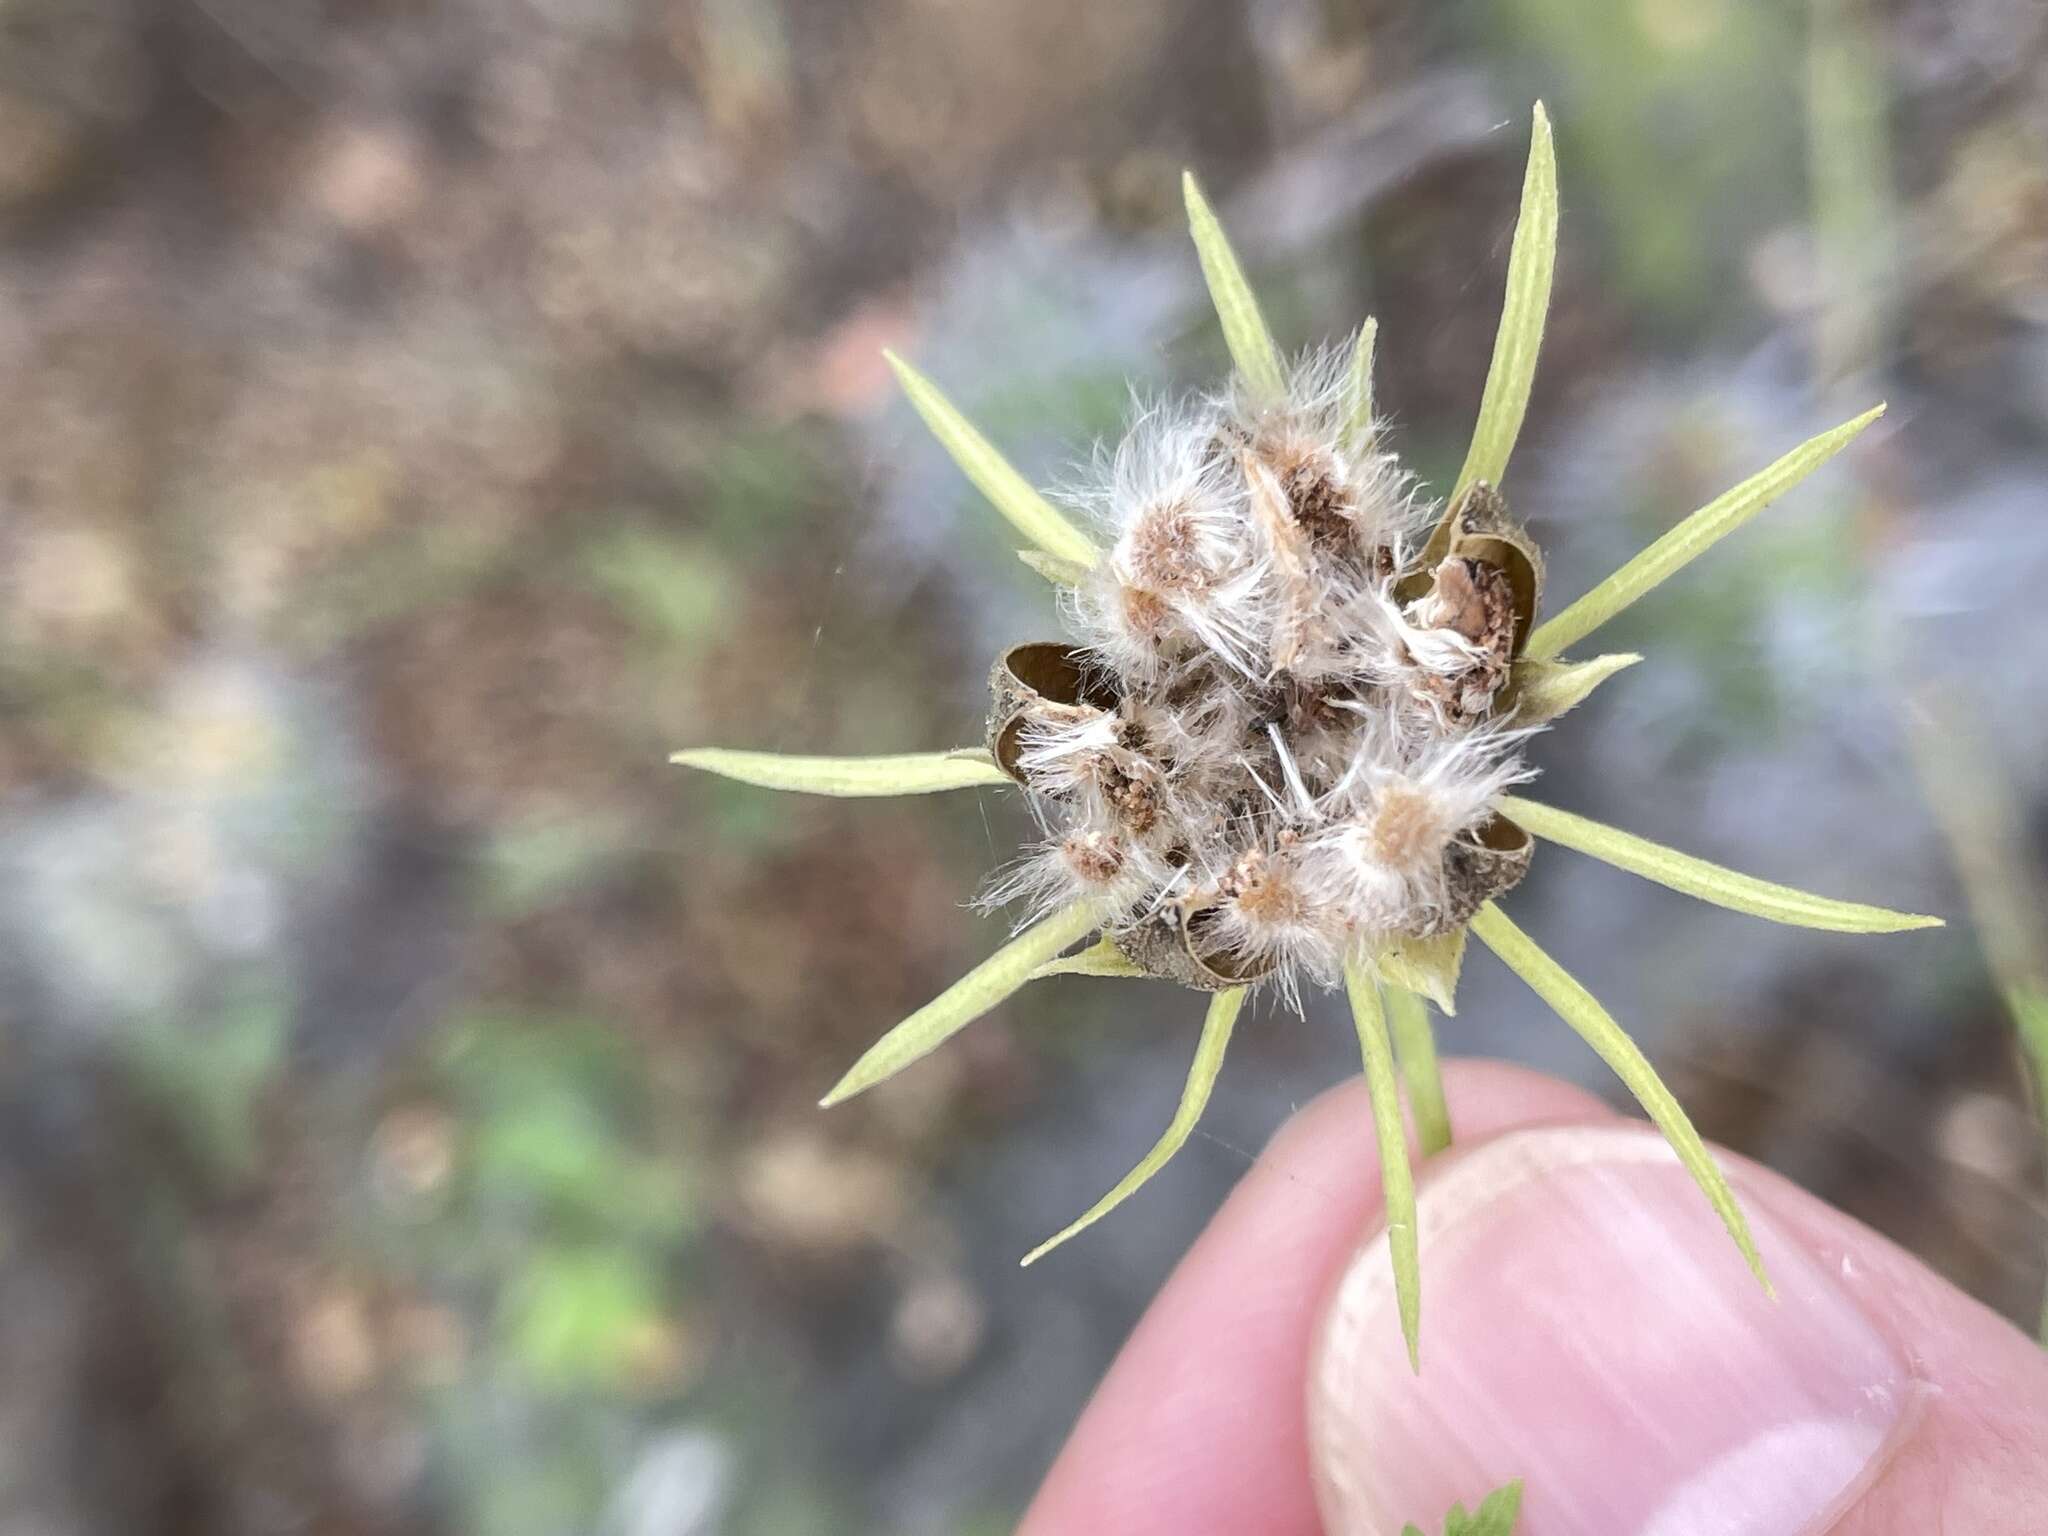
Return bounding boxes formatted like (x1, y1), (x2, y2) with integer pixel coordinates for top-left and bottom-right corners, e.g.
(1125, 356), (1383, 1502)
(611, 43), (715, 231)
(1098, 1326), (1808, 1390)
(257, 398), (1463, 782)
(1104, 764), (1162, 835)
(1120, 583), (1173, 638)
(1061, 829), (1126, 886)
(1284, 463), (1360, 556)
(1409, 557), (1516, 721)
(1369, 782), (1449, 874)
(1226, 848), (1308, 926)
(1124, 500), (1209, 592)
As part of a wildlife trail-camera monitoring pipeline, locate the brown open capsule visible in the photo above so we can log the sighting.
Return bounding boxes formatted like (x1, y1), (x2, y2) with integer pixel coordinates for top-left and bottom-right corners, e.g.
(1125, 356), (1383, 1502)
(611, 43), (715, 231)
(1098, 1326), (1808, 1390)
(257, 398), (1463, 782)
(1423, 812), (1534, 934)
(1400, 481), (1545, 657)
(1112, 901), (1277, 991)
(986, 642), (1121, 784)
(1442, 482), (1543, 656)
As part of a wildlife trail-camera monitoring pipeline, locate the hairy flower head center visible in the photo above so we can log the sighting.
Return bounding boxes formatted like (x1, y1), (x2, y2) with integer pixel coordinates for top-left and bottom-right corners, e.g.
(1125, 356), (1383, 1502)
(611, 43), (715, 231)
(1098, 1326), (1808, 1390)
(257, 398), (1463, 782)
(986, 361), (1539, 999)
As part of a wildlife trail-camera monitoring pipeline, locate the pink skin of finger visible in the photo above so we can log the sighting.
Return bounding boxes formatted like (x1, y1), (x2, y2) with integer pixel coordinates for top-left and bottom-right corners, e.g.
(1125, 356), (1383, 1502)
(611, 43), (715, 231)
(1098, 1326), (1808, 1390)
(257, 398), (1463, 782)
(1021, 1060), (2048, 1536)
(1020, 1061), (1612, 1536)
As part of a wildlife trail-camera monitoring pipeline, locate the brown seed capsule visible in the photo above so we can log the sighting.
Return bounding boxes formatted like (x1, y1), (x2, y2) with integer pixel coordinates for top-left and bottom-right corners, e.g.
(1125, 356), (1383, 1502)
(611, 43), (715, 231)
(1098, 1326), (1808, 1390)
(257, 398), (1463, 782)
(1410, 556), (1518, 720)
(1420, 813), (1534, 935)
(987, 642), (1120, 783)
(1441, 481), (1543, 657)
(1112, 899), (1278, 990)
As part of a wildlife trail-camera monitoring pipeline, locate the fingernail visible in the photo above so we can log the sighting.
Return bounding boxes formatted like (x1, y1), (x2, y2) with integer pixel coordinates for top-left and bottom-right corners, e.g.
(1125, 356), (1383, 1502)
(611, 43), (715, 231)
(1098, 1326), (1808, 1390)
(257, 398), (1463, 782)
(1309, 1123), (1911, 1536)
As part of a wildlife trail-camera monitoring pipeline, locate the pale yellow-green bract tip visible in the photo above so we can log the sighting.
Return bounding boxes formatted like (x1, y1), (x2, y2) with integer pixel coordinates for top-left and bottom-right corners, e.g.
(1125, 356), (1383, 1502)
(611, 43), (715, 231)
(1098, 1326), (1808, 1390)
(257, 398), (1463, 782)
(1496, 796), (1941, 934)
(671, 747), (1008, 797)
(1446, 99), (1558, 511)
(881, 348), (1100, 569)
(1018, 986), (1243, 1266)
(1182, 168), (1286, 402)
(1526, 401), (1887, 659)
(818, 901), (1104, 1108)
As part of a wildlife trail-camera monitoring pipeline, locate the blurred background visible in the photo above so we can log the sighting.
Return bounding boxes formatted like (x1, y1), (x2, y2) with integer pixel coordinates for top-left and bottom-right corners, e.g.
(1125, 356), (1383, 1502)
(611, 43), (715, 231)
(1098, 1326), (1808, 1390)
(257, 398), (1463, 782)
(0, 0), (2044, 1532)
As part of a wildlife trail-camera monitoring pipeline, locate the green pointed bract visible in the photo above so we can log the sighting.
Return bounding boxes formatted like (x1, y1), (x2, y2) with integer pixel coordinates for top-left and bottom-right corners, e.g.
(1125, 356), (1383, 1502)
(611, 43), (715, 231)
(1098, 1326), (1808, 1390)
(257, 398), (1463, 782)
(1343, 316), (1380, 452)
(1378, 927), (1468, 1015)
(1505, 653), (1641, 723)
(2013, 983), (2048, 1342)
(1029, 934), (1147, 980)
(820, 901), (1104, 1107)
(1017, 548), (1091, 587)
(1020, 986), (1244, 1265)
(1497, 795), (1942, 933)
(672, 747), (1010, 797)
(1344, 961), (1423, 1371)
(1183, 171), (1286, 402)
(1468, 902), (1772, 1296)
(883, 350), (1100, 569)
(1524, 403), (1886, 659)
(1384, 983), (1452, 1157)
(1448, 102), (1558, 511)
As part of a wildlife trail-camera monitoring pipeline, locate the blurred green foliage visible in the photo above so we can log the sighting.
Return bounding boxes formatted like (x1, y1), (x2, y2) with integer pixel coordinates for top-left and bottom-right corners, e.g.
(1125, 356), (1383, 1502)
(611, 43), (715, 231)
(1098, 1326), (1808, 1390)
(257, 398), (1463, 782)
(1482, 0), (1803, 328)
(375, 1011), (713, 1534)
(123, 985), (290, 1186)
(584, 528), (738, 654)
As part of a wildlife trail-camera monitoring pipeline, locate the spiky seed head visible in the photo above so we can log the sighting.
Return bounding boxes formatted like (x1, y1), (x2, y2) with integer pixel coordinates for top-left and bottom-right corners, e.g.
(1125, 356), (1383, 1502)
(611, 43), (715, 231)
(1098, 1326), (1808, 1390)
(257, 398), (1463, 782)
(993, 346), (1539, 999)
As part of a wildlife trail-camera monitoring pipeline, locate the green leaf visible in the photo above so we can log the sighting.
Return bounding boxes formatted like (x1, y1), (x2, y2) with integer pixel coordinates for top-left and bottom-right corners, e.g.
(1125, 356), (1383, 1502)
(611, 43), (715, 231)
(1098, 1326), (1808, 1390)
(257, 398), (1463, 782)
(1344, 960), (1423, 1371)
(1378, 927), (1468, 1015)
(1450, 103), (1558, 508)
(1343, 316), (1380, 451)
(1504, 653), (1641, 723)
(1408, 1481), (1526, 1536)
(671, 747), (1010, 797)
(1183, 171), (1286, 402)
(1021, 986), (1244, 1265)
(1385, 984), (1452, 1156)
(821, 901), (1104, 1106)
(1524, 403), (1885, 659)
(883, 351), (1100, 568)
(1018, 548), (1091, 586)
(1496, 795), (1942, 933)
(1468, 902), (1771, 1296)
(502, 1247), (667, 1390)
(1444, 1481), (1525, 1536)
(1030, 934), (1147, 980)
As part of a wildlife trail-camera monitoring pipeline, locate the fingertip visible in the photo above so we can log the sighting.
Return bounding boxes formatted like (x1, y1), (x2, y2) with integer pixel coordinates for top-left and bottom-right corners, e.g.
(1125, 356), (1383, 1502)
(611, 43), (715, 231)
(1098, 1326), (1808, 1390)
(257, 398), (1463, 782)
(1021, 1060), (1614, 1536)
(1308, 1123), (2048, 1536)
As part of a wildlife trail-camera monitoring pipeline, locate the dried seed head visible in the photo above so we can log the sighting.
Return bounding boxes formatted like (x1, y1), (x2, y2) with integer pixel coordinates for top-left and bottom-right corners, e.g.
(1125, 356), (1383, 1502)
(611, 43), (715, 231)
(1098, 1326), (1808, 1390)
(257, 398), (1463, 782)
(989, 346), (1544, 1001)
